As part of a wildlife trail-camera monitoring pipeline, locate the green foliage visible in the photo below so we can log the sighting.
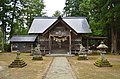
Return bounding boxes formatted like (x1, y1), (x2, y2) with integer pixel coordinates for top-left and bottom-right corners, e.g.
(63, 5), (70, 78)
(0, 0), (45, 36)
(22, 0), (45, 28)
(52, 10), (62, 17)
(4, 43), (11, 52)
(64, 0), (83, 16)
(0, 43), (10, 51)
(64, 0), (120, 53)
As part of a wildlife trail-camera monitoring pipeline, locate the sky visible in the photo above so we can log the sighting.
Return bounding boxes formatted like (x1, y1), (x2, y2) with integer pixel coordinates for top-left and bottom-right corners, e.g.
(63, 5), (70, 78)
(43, 0), (66, 16)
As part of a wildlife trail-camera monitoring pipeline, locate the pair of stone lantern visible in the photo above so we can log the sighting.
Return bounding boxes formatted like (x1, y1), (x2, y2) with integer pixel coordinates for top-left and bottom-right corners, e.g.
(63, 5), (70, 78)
(94, 41), (112, 67)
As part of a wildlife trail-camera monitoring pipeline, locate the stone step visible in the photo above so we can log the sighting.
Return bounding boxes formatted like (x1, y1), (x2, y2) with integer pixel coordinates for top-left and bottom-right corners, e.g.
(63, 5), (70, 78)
(52, 50), (68, 54)
(45, 54), (75, 57)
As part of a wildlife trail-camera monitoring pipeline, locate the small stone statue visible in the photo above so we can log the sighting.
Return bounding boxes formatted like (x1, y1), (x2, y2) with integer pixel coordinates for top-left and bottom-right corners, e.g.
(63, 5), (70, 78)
(32, 44), (43, 60)
(79, 44), (85, 54)
(34, 44), (41, 55)
(78, 44), (88, 60)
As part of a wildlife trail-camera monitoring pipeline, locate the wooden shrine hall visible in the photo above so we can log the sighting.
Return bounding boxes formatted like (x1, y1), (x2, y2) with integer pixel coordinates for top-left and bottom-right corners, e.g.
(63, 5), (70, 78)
(10, 16), (92, 54)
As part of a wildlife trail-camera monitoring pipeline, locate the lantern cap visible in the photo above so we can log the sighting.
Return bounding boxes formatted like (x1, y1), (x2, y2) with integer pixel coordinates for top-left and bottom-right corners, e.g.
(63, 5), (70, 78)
(97, 41), (108, 49)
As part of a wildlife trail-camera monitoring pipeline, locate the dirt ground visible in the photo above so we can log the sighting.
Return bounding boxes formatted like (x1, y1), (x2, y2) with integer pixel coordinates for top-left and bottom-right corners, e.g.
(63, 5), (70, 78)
(0, 53), (120, 79)
(67, 55), (120, 79)
(0, 53), (53, 79)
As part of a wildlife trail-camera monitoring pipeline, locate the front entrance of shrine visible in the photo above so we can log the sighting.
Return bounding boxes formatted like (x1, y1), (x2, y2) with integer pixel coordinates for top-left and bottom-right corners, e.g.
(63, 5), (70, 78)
(51, 36), (69, 54)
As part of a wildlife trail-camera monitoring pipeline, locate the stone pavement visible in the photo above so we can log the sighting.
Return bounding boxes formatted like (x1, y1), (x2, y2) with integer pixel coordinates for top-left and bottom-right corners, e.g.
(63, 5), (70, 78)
(44, 57), (77, 79)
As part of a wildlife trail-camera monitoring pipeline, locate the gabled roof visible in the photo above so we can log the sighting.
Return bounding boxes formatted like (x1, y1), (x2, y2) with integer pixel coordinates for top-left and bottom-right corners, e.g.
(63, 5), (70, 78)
(10, 35), (37, 42)
(28, 16), (92, 34)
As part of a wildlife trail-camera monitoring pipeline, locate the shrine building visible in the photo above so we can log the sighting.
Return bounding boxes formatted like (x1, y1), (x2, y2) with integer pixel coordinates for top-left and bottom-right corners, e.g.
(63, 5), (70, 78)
(10, 16), (92, 54)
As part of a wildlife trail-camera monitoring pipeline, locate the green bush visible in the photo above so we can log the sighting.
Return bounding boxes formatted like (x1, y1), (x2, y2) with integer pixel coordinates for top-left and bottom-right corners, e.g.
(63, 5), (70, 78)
(5, 43), (11, 52)
(0, 43), (11, 52)
(0, 43), (1, 50)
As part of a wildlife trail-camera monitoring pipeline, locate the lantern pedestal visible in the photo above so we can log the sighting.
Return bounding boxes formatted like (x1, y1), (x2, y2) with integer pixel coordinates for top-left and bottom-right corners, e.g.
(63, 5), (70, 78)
(8, 58), (27, 68)
(94, 57), (112, 67)
(9, 51), (27, 68)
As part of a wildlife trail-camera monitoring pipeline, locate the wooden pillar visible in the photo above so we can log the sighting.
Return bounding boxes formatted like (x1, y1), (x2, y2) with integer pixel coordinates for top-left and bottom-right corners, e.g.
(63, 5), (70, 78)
(49, 35), (51, 54)
(11, 43), (13, 52)
(38, 34), (40, 44)
(87, 39), (89, 49)
(69, 30), (71, 54)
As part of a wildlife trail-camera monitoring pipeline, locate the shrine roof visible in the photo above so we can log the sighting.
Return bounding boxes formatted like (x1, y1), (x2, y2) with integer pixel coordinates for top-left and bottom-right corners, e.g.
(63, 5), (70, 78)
(28, 16), (92, 34)
(10, 35), (37, 42)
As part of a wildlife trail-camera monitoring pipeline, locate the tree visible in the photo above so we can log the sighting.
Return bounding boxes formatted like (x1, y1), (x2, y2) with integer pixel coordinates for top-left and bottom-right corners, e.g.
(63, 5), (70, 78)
(0, 0), (45, 52)
(64, 0), (82, 16)
(52, 10), (62, 17)
(63, 0), (120, 54)
(89, 0), (120, 54)
(22, 0), (45, 28)
(0, 0), (11, 51)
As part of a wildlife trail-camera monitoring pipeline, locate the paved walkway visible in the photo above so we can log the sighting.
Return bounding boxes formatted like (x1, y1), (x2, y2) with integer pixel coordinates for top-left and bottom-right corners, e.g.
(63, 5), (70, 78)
(44, 57), (77, 79)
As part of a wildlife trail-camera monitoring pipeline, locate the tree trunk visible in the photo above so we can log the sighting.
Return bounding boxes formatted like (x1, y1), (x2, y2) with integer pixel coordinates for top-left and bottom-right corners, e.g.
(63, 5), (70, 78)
(111, 26), (117, 54)
(2, 28), (5, 52)
(10, 0), (17, 38)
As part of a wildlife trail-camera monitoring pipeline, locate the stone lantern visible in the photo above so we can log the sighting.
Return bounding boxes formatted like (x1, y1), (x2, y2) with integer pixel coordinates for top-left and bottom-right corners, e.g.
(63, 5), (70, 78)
(9, 50), (27, 68)
(94, 41), (112, 67)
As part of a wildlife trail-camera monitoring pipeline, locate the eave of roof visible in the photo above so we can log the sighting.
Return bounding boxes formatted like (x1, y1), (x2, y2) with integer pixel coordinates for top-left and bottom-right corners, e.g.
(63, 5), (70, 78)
(10, 35), (37, 42)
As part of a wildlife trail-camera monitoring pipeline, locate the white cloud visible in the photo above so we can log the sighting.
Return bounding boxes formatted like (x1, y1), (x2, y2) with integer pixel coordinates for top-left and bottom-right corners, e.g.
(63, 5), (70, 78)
(43, 0), (65, 16)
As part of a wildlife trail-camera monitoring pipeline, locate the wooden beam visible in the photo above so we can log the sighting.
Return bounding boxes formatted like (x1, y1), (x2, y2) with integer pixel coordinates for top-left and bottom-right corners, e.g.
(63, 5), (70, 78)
(49, 34), (51, 54)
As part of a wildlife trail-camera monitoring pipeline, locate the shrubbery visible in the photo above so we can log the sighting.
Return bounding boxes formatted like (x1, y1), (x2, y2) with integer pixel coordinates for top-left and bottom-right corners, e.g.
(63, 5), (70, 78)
(0, 43), (11, 52)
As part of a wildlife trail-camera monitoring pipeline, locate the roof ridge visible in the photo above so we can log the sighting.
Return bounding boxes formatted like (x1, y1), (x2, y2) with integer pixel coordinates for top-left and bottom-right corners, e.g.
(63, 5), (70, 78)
(34, 16), (86, 19)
